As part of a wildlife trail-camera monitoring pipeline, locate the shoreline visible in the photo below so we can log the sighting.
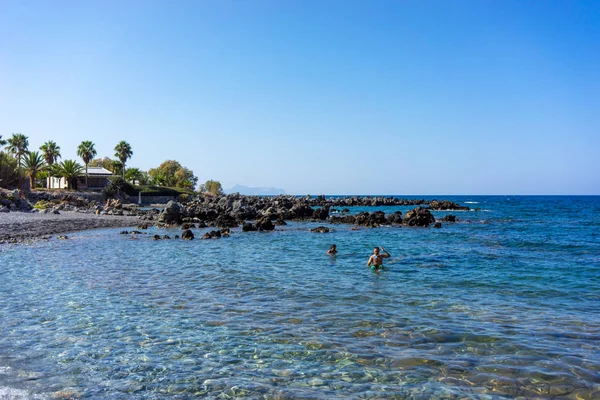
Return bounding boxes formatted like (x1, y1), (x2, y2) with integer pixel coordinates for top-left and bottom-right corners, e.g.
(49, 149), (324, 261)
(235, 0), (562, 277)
(0, 211), (139, 244)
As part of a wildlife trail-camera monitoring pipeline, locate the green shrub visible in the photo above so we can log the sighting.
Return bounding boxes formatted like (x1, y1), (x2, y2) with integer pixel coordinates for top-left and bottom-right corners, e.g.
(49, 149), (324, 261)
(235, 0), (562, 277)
(103, 176), (137, 199)
(135, 185), (194, 197)
(34, 200), (53, 209)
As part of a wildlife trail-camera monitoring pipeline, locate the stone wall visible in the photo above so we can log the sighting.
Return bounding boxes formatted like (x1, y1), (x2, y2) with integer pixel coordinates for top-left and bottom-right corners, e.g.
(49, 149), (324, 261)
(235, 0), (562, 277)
(128, 195), (177, 205)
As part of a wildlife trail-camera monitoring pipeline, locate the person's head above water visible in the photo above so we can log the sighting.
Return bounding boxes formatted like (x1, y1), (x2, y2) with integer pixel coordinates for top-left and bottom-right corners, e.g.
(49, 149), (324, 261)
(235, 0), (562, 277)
(330, 244), (336, 250)
(373, 247), (380, 254)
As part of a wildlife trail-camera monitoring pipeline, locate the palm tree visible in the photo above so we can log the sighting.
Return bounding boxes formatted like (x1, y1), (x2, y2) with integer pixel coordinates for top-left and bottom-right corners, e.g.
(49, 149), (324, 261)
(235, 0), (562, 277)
(77, 141), (96, 188)
(0, 134), (6, 149)
(6, 133), (29, 171)
(114, 141), (133, 179)
(125, 167), (143, 184)
(56, 160), (84, 190)
(22, 151), (46, 189)
(40, 141), (61, 189)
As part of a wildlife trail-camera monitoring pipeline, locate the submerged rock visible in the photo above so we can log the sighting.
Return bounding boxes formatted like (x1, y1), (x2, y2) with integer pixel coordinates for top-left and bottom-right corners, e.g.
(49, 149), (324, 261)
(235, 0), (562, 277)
(242, 222), (257, 232)
(311, 226), (330, 233)
(202, 230), (222, 239)
(181, 229), (194, 240)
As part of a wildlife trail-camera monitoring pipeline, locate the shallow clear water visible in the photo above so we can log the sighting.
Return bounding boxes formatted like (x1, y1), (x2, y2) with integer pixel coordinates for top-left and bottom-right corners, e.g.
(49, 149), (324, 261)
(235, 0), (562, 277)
(1, 196), (599, 399)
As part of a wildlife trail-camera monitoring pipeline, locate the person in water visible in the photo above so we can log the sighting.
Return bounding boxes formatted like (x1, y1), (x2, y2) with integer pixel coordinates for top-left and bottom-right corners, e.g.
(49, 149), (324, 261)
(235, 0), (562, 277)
(367, 246), (390, 269)
(326, 244), (338, 255)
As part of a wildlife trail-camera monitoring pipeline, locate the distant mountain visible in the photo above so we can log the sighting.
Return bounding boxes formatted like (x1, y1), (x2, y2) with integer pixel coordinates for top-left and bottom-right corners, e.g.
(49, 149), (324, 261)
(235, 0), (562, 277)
(225, 185), (286, 195)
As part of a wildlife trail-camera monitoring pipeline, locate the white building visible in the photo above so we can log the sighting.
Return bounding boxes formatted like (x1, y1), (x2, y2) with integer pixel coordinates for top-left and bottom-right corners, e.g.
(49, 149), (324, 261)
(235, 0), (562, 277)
(47, 167), (114, 190)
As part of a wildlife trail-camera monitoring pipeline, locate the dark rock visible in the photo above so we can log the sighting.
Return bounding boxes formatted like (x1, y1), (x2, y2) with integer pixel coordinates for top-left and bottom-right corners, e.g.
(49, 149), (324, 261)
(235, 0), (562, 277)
(434, 222), (442, 228)
(312, 207), (329, 220)
(158, 200), (182, 224)
(215, 214), (238, 228)
(341, 208), (350, 214)
(441, 215), (457, 222)
(329, 215), (356, 224)
(174, 235), (180, 239)
(201, 230), (222, 239)
(181, 223), (196, 230)
(311, 226), (330, 233)
(181, 229), (194, 240)
(120, 230), (129, 235)
(254, 217), (275, 231)
(353, 211), (386, 228)
(403, 207), (436, 227)
(429, 200), (470, 211)
(275, 217), (287, 226)
(387, 211), (403, 224)
(153, 234), (161, 240)
(131, 230), (143, 235)
(290, 203), (314, 219)
(220, 228), (230, 237)
(242, 222), (257, 232)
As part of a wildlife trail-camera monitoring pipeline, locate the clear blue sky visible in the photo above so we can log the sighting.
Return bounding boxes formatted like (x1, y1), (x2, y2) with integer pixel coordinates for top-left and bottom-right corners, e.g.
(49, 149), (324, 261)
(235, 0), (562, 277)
(1, 0), (598, 194)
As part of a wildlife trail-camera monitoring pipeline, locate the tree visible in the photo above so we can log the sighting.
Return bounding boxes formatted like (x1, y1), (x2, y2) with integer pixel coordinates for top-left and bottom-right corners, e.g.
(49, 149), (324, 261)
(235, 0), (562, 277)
(56, 160), (84, 190)
(114, 141), (133, 179)
(22, 151), (46, 189)
(77, 141), (97, 188)
(125, 167), (143, 184)
(199, 180), (224, 195)
(138, 171), (150, 185)
(111, 160), (123, 177)
(89, 157), (114, 171)
(40, 140), (61, 166)
(0, 152), (19, 188)
(148, 160), (197, 189)
(0, 134), (6, 149)
(40, 141), (61, 189)
(6, 133), (29, 172)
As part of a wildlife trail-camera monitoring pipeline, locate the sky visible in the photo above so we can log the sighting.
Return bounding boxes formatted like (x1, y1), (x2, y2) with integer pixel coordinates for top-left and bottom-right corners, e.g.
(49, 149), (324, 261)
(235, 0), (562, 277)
(1, 0), (598, 195)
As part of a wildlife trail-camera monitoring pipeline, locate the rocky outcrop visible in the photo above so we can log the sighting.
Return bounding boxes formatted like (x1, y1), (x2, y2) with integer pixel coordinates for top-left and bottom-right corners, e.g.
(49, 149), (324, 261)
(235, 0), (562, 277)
(387, 211), (403, 224)
(403, 207), (436, 227)
(429, 200), (470, 211)
(202, 230), (222, 239)
(242, 222), (257, 232)
(158, 201), (181, 224)
(181, 229), (194, 240)
(311, 226), (330, 233)
(254, 217), (275, 231)
(312, 207), (329, 220)
(146, 194), (469, 230)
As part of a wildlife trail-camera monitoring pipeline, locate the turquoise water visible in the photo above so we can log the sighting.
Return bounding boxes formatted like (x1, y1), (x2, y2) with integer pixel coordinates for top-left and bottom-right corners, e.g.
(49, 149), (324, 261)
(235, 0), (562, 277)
(0, 196), (599, 399)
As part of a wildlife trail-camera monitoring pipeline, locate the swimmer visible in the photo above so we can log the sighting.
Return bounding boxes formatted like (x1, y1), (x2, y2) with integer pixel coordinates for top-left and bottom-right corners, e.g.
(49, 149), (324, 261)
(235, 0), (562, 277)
(326, 244), (338, 255)
(367, 246), (390, 270)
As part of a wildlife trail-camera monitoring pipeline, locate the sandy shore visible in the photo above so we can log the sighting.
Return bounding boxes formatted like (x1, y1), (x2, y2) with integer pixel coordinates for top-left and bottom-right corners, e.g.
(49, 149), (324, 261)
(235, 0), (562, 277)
(0, 211), (140, 243)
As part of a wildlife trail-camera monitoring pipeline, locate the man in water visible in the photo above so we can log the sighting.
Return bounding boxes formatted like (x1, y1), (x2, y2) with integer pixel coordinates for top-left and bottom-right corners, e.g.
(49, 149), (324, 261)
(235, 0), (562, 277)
(367, 246), (390, 270)
(326, 244), (338, 255)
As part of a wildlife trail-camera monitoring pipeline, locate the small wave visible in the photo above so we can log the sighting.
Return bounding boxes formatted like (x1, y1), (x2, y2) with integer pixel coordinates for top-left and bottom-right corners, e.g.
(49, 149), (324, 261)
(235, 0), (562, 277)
(464, 201), (480, 204)
(0, 387), (37, 400)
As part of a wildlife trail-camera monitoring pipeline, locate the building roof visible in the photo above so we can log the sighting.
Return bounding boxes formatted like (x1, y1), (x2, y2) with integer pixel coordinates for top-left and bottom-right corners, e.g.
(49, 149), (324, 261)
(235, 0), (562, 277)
(85, 167), (114, 176)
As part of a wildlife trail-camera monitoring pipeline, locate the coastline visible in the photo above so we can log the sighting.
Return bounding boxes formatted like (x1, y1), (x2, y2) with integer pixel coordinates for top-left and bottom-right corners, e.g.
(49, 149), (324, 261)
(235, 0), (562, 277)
(0, 211), (138, 243)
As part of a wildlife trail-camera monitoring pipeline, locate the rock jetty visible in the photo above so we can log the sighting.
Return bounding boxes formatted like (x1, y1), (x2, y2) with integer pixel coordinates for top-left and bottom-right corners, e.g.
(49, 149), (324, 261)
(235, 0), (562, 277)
(144, 194), (468, 229)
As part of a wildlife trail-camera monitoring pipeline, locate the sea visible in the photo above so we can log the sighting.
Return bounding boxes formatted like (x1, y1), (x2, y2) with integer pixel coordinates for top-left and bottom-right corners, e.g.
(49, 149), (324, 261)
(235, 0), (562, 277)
(0, 195), (598, 399)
